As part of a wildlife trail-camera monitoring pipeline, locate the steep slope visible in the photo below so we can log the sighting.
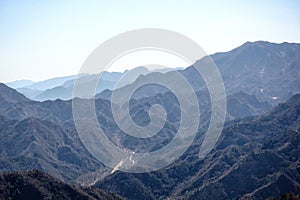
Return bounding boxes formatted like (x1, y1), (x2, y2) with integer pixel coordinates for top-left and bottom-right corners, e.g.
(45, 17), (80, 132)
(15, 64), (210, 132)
(95, 94), (300, 200)
(101, 41), (300, 105)
(210, 41), (300, 104)
(0, 83), (29, 112)
(16, 87), (43, 99)
(0, 85), (115, 183)
(191, 41), (300, 105)
(0, 41), (299, 199)
(0, 83), (274, 185)
(0, 116), (103, 182)
(0, 170), (123, 200)
(226, 91), (272, 118)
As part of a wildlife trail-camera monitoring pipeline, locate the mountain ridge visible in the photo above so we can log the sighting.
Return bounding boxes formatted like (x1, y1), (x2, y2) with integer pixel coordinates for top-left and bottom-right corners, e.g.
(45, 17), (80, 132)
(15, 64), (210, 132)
(0, 40), (299, 199)
(96, 41), (300, 105)
(0, 170), (123, 200)
(95, 93), (300, 200)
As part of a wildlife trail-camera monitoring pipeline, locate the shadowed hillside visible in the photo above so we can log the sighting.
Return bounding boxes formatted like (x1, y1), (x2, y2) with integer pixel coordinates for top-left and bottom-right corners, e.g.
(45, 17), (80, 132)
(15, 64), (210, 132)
(0, 170), (123, 200)
(95, 94), (300, 200)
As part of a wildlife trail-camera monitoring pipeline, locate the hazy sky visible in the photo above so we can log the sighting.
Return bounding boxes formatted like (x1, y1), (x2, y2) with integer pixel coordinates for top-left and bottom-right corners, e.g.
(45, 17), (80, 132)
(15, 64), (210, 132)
(1, 0), (300, 82)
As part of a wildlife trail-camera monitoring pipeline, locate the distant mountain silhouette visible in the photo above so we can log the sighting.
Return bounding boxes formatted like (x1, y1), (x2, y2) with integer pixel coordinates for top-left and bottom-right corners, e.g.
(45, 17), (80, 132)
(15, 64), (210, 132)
(24, 75), (79, 91)
(5, 80), (35, 89)
(33, 67), (184, 101)
(16, 87), (43, 99)
(9, 67), (183, 101)
(0, 170), (123, 200)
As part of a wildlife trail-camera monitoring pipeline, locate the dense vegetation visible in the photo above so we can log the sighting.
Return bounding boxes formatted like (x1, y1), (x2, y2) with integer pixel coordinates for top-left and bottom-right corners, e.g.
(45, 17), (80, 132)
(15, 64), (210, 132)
(0, 170), (123, 200)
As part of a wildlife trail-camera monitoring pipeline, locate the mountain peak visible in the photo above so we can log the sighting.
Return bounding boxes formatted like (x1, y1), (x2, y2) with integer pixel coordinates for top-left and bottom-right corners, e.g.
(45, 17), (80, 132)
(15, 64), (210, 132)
(240, 40), (300, 50)
(0, 83), (29, 104)
(243, 40), (270, 46)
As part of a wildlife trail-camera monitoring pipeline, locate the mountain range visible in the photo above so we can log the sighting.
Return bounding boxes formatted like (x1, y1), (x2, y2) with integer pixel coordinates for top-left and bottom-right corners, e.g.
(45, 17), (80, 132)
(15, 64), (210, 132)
(7, 41), (300, 104)
(95, 93), (300, 200)
(6, 67), (183, 101)
(0, 41), (299, 199)
(97, 41), (299, 105)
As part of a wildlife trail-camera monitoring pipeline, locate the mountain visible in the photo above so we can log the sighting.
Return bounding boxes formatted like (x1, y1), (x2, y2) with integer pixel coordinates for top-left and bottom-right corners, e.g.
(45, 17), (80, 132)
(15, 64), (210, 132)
(100, 41), (300, 105)
(0, 83), (29, 112)
(94, 94), (300, 200)
(32, 76), (121, 101)
(32, 67), (180, 101)
(0, 83), (29, 103)
(14, 67), (184, 101)
(6, 41), (299, 103)
(0, 84), (107, 182)
(226, 91), (272, 119)
(0, 81), (278, 185)
(16, 87), (43, 99)
(9, 75), (80, 100)
(0, 41), (299, 199)
(24, 75), (78, 91)
(0, 115), (104, 182)
(209, 41), (300, 104)
(5, 80), (35, 89)
(0, 80), (278, 199)
(0, 170), (123, 200)
(32, 72), (122, 101)
(33, 85), (73, 101)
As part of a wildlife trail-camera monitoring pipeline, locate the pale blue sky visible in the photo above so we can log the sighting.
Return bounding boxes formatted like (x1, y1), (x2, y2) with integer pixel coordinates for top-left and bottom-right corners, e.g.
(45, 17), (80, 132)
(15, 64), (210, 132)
(1, 0), (299, 82)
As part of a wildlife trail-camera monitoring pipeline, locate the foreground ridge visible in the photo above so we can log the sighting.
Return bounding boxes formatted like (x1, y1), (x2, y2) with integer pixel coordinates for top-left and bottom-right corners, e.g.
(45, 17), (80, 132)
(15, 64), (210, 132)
(0, 170), (123, 200)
